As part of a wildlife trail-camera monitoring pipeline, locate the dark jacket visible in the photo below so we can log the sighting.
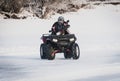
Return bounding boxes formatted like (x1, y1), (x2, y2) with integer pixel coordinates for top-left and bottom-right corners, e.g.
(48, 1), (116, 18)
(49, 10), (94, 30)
(51, 21), (70, 35)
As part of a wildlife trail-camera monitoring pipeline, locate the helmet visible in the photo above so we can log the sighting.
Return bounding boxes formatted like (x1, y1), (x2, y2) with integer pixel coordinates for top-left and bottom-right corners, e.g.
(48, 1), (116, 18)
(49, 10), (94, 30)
(58, 16), (64, 22)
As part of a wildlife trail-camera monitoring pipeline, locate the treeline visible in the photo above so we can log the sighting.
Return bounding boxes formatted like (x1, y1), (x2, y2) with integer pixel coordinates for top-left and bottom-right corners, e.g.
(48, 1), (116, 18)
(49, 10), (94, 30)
(0, 0), (119, 19)
(0, 0), (44, 13)
(0, 0), (84, 18)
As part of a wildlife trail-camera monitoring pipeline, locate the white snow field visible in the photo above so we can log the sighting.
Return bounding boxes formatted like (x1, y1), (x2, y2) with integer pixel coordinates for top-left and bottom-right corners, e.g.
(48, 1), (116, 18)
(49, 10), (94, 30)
(0, 5), (120, 81)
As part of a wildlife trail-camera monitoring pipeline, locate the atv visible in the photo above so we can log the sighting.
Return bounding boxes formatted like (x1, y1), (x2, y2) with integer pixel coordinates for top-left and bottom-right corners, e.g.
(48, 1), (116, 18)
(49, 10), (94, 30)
(40, 20), (80, 60)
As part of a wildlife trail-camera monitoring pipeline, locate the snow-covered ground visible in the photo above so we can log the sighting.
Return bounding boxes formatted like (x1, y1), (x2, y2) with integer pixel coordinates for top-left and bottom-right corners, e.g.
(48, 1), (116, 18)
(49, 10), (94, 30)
(0, 5), (120, 81)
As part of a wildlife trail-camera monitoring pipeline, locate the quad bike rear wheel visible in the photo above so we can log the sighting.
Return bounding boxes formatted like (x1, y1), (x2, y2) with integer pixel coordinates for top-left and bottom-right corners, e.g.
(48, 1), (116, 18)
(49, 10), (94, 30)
(72, 43), (80, 59)
(47, 44), (55, 60)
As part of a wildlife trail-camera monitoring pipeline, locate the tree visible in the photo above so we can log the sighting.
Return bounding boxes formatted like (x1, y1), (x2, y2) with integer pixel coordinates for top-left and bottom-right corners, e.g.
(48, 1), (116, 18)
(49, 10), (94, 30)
(0, 0), (23, 13)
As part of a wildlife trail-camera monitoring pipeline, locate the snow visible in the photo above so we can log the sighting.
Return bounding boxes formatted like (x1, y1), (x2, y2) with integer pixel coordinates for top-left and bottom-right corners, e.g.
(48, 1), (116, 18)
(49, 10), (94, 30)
(0, 4), (120, 81)
(18, 9), (35, 18)
(0, 14), (5, 19)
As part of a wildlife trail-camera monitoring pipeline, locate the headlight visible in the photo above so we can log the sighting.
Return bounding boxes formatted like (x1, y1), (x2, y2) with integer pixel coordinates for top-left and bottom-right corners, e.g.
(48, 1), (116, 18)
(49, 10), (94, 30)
(56, 32), (61, 35)
(70, 38), (75, 42)
(52, 39), (58, 42)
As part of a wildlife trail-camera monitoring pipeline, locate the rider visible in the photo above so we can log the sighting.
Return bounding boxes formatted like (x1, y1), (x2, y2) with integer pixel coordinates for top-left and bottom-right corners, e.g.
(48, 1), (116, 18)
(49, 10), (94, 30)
(51, 16), (70, 35)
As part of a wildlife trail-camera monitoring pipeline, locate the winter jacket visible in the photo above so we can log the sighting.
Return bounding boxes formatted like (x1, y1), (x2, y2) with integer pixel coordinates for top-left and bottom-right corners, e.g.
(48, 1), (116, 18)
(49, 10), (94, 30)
(51, 21), (70, 35)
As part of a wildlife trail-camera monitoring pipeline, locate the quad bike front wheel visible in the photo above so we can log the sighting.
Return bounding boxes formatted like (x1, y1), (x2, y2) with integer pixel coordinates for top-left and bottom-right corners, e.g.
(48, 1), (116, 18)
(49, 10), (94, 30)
(64, 50), (72, 59)
(72, 43), (80, 59)
(40, 44), (48, 59)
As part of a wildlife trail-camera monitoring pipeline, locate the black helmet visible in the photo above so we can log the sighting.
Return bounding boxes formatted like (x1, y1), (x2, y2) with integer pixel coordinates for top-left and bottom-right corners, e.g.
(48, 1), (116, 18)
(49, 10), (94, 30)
(58, 16), (64, 22)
